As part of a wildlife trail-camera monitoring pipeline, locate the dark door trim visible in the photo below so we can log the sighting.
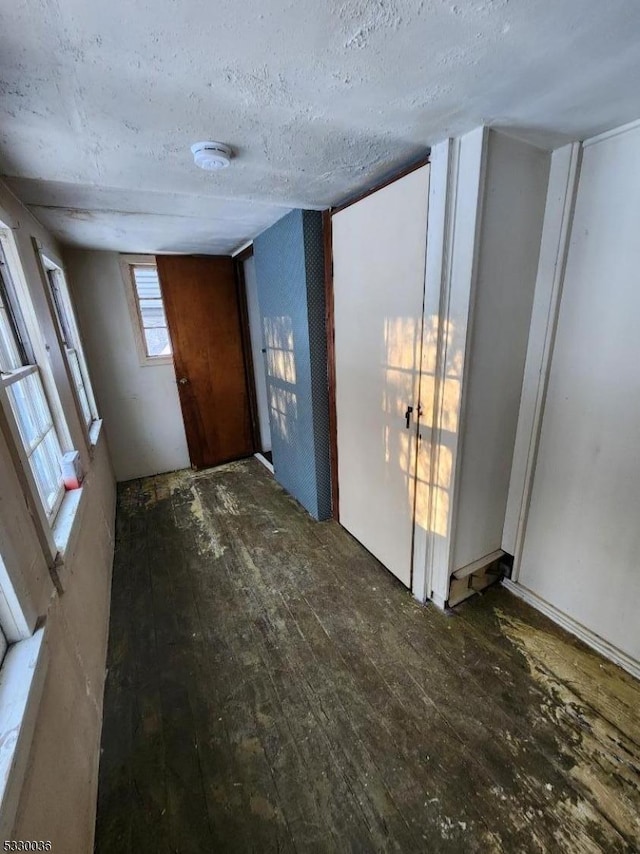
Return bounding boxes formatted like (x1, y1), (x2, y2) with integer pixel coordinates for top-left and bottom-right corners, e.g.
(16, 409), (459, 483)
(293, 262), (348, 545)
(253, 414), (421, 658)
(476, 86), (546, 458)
(322, 210), (339, 520)
(331, 153), (430, 215)
(234, 256), (261, 454)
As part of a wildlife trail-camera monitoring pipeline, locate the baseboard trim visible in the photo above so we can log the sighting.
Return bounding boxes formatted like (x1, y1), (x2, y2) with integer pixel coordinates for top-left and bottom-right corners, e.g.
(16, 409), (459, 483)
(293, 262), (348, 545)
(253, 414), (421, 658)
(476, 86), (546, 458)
(502, 579), (640, 681)
(254, 453), (274, 474)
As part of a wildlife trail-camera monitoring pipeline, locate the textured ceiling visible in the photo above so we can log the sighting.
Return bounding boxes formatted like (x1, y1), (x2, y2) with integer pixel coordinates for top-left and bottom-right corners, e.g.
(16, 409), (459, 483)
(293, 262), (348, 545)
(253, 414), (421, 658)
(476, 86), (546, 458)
(1, 0), (640, 253)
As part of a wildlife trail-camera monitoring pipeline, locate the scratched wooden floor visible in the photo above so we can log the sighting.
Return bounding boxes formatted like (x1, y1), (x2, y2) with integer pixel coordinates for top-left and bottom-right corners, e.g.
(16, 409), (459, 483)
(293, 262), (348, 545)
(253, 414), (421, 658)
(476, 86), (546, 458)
(95, 459), (640, 853)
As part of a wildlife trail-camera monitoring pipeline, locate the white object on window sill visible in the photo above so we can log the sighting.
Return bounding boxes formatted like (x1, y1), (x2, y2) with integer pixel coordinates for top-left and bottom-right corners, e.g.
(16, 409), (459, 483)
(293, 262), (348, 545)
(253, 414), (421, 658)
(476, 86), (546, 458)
(0, 626), (48, 839)
(61, 450), (83, 490)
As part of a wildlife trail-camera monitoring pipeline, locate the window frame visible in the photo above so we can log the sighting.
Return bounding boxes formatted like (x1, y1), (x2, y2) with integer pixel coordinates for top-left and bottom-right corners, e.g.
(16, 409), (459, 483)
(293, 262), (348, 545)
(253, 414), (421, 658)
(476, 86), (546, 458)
(120, 254), (173, 367)
(0, 545), (47, 838)
(2, 365), (66, 523)
(36, 248), (99, 436)
(0, 226), (69, 534)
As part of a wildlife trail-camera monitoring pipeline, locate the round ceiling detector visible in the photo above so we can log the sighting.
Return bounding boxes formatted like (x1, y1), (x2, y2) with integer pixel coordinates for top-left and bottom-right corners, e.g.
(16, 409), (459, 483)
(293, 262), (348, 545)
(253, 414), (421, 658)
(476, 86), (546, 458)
(191, 141), (233, 171)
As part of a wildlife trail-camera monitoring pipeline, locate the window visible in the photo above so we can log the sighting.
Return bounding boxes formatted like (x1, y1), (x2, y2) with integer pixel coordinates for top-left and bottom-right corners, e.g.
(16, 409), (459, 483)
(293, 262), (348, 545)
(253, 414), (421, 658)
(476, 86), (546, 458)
(0, 239), (66, 522)
(122, 256), (172, 364)
(41, 255), (98, 431)
(0, 551), (47, 836)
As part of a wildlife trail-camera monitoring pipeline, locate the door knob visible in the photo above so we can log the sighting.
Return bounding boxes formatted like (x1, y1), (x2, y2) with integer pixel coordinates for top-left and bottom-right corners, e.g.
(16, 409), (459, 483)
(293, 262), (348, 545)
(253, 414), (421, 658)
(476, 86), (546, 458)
(178, 377), (189, 385)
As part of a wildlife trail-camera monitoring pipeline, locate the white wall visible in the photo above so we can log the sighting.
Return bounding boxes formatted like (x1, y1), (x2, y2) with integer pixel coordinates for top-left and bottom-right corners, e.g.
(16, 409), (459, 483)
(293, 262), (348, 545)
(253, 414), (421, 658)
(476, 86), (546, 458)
(452, 131), (550, 570)
(512, 122), (640, 667)
(420, 129), (550, 605)
(0, 180), (116, 850)
(10, 431), (115, 849)
(64, 249), (190, 481)
(243, 255), (271, 453)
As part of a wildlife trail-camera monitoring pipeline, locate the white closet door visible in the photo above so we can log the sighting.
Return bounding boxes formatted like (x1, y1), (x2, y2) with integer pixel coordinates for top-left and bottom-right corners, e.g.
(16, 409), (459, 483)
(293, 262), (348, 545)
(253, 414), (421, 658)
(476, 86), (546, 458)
(332, 165), (430, 587)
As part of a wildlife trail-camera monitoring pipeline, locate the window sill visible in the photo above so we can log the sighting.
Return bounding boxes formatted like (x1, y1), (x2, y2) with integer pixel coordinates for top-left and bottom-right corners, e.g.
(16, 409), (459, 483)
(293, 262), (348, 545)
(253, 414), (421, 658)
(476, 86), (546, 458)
(52, 486), (86, 592)
(54, 420), (105, 571)
(53, 487), (84, 556)
(52, 421), (103, 588)
(0, 626), (48, 839)
(139, 356), (173, 368)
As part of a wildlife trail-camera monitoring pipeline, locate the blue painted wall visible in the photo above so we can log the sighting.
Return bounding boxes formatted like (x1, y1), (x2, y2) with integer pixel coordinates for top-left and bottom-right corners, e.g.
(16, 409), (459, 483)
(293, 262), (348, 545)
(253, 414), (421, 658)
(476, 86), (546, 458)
(253, 209), (331, 520)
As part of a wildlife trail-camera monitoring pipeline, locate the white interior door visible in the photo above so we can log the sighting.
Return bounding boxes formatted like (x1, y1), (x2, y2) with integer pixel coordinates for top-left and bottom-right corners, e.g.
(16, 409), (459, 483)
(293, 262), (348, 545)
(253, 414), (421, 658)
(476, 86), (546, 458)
(332, 165), (430, 587)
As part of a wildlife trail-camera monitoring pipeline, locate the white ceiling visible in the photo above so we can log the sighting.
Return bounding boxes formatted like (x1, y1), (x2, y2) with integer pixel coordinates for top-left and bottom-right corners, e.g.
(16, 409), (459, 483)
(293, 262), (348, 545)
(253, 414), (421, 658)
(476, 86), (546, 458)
(1, 0), (640, 254)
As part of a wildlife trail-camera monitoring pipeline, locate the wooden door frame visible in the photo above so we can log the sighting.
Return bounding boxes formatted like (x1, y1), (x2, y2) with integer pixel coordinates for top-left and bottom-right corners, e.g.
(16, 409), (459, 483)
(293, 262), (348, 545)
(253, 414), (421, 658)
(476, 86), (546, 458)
(323, 153), (430, 522)
(232, 247), (261, 455)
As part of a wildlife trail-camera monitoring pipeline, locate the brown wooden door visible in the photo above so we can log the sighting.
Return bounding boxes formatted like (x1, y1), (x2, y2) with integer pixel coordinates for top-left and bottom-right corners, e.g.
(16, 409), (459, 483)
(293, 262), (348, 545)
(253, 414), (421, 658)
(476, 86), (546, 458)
(156, 255), (255, 469)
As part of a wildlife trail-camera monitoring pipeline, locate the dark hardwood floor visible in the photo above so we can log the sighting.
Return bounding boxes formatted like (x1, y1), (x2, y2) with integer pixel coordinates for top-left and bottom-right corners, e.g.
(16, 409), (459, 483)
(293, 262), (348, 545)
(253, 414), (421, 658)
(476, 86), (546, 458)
(95, 459), (640, 853)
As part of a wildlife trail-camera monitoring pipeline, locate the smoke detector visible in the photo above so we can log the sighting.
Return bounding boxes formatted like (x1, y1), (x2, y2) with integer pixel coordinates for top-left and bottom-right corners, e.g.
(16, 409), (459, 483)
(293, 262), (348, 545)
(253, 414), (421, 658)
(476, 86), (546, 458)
(190, 141), (233, 171)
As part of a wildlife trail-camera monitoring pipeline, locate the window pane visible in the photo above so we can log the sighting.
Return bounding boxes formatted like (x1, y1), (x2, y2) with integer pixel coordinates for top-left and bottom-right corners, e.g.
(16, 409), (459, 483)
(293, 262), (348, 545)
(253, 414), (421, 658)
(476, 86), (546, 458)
(132, 265), (172, 357)
(0, 288), (23, 372)
(44, 261), (98, 424)
(77, 384), (91, 426)
(47, 269), (72, 345)
(144, 327), (171, 357)
(6, 371), (63, 517)
(30, 428), (63, 515)
(132, 266), (161, 298)
(67, 348), (91, 425)
(7, 371), (53, 452)
(8, 373), (40, 451)
(139, 301), (167, 328)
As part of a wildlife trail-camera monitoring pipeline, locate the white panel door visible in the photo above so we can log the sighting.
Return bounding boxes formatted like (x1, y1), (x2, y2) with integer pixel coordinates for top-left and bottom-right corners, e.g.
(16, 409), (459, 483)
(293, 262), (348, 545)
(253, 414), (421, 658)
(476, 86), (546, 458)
(517, 126), (640, 662)
(332, 165), (430, 587)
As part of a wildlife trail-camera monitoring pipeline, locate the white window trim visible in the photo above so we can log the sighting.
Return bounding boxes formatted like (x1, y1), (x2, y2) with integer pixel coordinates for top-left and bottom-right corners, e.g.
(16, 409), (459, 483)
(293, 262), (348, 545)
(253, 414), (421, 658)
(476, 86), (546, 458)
(0, 553), (47, 841)
(34, 241), (99, 442)
(0, 228), (73, 454)
(120, 254), (173, 367)
(0, 552), (36, 645)
(0, 393), (99, 573)
(0, 389), (60, 559)
(0, 224), (76, 556)
(0, 366), (65, 524)
(0, 625), (48, 840)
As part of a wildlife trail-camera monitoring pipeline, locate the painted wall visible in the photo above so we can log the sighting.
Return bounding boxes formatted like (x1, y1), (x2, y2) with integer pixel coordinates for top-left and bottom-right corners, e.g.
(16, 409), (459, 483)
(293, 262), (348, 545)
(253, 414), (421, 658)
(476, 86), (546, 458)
(64, 249), (190, 481)
(243, 255), (271, 453)
(514, 123), (640, 665)
(10, 431), (115, 849)
(418, 130), (550, 606)
(0, 180), (116, 849)
(452, 131), (550, 570)
(253, 210), (331, 521)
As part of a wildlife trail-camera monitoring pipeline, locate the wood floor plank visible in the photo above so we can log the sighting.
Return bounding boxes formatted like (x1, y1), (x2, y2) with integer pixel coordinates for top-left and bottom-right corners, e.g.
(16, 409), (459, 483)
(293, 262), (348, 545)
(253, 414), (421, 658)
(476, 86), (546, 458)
(95, 460), (640, 853)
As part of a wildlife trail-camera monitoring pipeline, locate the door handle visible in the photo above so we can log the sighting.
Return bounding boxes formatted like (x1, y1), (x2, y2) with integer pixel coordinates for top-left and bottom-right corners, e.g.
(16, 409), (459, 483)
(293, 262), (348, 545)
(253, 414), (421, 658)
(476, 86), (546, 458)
(178, 377), (189, 385)
(404, 405), (413, 429)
